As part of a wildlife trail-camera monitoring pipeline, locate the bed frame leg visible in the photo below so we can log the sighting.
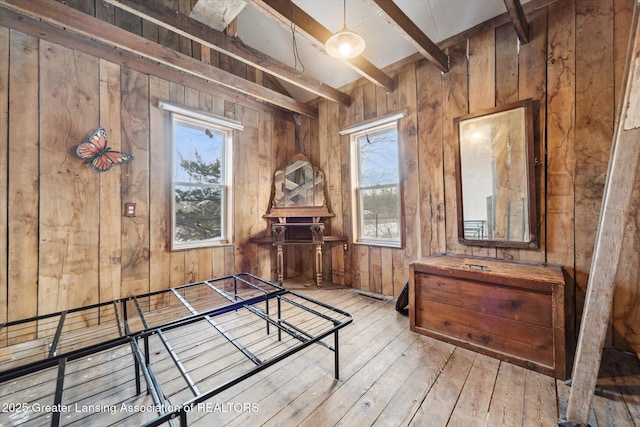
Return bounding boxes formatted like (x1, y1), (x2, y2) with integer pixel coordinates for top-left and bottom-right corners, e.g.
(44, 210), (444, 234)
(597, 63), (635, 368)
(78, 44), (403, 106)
(334, 331), (340, 380)
(52, 358), (67, 427)
(179, 409), (188, 426)
(265, 298), (270, 335)
(133, 342), (141, 395)
(143, 335), (152, 395)
(277, 298), (282, 341)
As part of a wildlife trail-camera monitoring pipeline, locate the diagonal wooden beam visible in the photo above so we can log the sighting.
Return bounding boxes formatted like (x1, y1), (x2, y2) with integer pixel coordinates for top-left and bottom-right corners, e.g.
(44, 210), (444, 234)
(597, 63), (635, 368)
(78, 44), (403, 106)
(248, 0), (395, 93)
(364, 0), (448, 72)
(0, 0), (316, 117)
(563, 1), (640, 425)
(102, 0), (351, 106)
(503, 0), (530, 44)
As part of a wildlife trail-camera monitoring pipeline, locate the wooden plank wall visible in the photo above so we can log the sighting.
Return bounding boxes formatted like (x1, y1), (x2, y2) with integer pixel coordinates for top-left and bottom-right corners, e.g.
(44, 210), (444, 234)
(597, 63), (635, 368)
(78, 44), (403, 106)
(0, 3), (295, 333)
(0, 27), (8, 344)
(0, 0), (638, 356)
(6, 30), (39, 342)
(612, 0), (640, 354)
(316, 0), (639, 354)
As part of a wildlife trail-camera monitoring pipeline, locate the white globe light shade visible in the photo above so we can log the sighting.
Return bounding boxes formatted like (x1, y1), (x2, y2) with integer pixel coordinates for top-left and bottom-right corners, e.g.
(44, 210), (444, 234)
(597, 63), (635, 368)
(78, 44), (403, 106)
(325, 28), (366, 59)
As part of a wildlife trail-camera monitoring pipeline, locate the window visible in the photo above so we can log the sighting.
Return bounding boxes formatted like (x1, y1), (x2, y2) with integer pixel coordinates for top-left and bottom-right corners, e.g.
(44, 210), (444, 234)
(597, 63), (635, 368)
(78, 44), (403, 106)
(169, 111), (235, 250)
(351, 121), (402, 246)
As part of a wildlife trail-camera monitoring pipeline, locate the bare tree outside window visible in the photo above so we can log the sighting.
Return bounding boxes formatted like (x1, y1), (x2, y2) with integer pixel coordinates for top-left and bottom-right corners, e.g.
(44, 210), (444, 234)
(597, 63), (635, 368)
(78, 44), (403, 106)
(355, 123), (401, 244)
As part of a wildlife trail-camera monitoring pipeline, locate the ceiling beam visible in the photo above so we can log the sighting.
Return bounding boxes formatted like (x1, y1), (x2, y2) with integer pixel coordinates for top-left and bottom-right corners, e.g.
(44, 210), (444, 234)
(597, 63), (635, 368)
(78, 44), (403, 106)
(190, 0), (247, 32)
(249, 0), (395, 93)
(0, 0), (317, 117)
(225, 16), (239, 37)
(364, 0), (449, 73)
(102, 0), (351, 106)
(503, 0), (530, 44)
(0, 7), (295, 123)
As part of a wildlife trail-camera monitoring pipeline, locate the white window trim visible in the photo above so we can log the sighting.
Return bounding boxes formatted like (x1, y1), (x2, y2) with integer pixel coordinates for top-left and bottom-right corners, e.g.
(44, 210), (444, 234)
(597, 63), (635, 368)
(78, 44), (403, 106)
(160, 101), (244, 130)
(349, 120), (403, 248)
(340, 110), (405, 135)
(167, 105), (236, 251)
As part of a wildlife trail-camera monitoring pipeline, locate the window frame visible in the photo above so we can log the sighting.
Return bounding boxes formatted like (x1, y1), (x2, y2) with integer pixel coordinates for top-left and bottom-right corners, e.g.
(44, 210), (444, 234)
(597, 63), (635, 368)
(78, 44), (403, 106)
(350, 120), (404, 248)
(169, 111), (235, 251)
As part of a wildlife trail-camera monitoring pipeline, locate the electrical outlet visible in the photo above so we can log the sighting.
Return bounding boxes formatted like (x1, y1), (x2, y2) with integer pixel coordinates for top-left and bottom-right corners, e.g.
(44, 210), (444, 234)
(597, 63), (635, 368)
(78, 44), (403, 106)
(124, 202), (136, 217)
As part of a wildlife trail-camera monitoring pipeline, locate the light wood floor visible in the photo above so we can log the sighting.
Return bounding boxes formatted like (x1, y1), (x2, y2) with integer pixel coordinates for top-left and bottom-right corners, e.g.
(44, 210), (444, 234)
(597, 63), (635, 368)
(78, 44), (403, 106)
(1, 287), (638, 426)
(194, 287), (640, 427)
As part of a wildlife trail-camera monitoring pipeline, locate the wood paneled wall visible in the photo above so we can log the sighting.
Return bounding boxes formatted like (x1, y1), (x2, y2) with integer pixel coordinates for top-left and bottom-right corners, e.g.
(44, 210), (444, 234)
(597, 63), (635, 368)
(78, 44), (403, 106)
(0, 25), (293, 343)
(316, 0), (639, 353)
(0, 0), (638, 357)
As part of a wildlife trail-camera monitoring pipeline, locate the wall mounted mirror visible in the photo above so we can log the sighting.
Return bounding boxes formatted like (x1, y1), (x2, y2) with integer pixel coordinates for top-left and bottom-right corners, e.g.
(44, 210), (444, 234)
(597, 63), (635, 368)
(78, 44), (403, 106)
(454, 99), (538, 248)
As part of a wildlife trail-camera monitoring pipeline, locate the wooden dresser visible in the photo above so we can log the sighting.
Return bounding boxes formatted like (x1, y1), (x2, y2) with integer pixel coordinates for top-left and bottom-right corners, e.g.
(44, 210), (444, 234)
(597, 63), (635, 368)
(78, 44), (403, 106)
(409, 254), (566, 379)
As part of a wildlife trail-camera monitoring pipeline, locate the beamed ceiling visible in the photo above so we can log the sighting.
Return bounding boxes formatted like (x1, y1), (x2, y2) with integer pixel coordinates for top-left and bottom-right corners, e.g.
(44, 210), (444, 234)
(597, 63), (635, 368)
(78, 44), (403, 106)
(199, 0), (537, 101)
(0, 0), (555, 117)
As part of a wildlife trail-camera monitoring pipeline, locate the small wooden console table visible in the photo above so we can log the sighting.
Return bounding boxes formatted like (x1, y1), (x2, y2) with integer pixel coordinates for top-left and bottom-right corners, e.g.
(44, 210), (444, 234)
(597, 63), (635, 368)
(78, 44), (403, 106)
(250, 155), (346, 287)
(251, 212), (346, 286)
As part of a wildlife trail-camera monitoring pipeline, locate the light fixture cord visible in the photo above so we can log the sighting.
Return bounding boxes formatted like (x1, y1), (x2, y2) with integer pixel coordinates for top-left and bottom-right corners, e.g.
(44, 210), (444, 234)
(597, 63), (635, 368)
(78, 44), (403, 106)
(289, 0), (305, 76)
(343, 0), (347, 27)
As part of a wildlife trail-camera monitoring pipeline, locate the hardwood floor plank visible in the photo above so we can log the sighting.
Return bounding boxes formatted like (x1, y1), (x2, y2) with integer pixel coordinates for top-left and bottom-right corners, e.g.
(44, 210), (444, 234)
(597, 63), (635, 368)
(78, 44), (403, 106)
(591, 389), (635, 427)
(484, 362), (527, 426)
(370, 338), (455, 427)
(190, 292), (397, 426)
(597, 348), (640, 425)
(259, 305), (407, 426)
(339, 336), (455, 427)
(522, 369), (559, 426)
(296, 329), (420, 427)
(2, 289), (639, 426)
(447, 353), (500, 426)
(0, 367), (57, 426)
(408, 347), (477, 426)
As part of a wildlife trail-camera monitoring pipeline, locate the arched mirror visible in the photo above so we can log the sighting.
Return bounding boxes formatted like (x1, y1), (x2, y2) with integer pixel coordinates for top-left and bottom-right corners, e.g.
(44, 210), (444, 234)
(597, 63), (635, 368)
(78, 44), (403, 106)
(273, 158), (325, 208)
(265, 154), (332, 220)
(454, 99), (538, 248)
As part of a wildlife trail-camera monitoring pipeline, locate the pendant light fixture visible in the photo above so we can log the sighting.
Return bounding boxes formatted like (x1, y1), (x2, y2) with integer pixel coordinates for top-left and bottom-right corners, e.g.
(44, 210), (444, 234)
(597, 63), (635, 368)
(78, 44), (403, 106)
(325, 0), (366, 59)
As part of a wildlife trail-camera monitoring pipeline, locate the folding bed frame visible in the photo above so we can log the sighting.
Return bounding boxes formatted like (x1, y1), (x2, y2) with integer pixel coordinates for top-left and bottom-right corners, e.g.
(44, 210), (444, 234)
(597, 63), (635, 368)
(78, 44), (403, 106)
(0, 274), (352, 426)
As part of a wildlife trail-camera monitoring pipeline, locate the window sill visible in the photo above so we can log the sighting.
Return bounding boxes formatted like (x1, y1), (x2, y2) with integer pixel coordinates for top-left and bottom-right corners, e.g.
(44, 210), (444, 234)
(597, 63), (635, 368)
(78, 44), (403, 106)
(352, 240), (402, 250)
(171, 241), (234, 251)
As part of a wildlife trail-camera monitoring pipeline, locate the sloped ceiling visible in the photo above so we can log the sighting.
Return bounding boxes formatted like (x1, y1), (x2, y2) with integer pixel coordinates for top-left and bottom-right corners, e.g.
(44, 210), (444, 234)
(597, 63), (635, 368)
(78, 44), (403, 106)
(232, 0), (532, 102)
(0, 0), (536, 115)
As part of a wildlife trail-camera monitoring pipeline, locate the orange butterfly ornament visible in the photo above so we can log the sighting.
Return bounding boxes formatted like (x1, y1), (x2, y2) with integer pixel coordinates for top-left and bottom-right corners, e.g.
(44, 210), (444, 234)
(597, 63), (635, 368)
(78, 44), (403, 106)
(76, 126), (134, 172)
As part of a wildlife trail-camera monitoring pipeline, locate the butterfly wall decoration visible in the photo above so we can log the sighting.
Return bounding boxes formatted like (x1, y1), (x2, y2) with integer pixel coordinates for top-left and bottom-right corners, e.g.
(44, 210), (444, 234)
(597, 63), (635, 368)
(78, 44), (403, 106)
(75, 126), (134, 172)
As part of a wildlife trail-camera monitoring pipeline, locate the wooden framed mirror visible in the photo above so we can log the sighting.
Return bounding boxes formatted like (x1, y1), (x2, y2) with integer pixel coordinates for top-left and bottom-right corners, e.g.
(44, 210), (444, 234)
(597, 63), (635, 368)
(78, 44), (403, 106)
(454, 99), (538, 248)
(273, 157), (325, 209)
(265, 154), (332, 220)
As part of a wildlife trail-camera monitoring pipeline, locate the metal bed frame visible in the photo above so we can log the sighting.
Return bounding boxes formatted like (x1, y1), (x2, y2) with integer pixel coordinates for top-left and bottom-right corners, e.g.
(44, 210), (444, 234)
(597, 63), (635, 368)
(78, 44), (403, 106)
(0, 274), (352, 426)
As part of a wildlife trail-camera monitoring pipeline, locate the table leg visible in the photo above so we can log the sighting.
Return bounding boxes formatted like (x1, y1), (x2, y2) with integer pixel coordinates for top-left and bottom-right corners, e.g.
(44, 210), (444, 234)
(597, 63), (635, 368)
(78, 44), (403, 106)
(315, 244), (323, 287)
(276, 244), (284, 284)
